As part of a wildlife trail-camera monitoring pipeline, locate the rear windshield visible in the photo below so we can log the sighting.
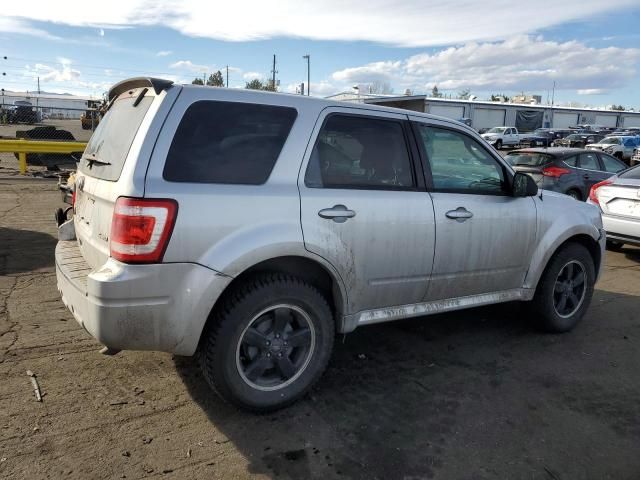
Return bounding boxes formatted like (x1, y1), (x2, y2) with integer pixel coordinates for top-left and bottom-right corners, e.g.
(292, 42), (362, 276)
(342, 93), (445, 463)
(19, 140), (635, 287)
(619, 165), (640, 179)
(163, 100), (297, 185)
(79, 92), (153, 181)
(506, 152), (553, 167)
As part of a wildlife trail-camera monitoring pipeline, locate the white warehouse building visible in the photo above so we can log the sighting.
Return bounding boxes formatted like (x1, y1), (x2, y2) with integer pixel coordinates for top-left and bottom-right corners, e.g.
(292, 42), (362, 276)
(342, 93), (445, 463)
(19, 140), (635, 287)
(328, 93), (640, 131)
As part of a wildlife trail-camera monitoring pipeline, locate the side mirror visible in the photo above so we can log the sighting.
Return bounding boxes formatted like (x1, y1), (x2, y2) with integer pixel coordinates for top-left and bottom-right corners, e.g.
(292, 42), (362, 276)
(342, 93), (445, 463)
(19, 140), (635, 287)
(512, 172), (538, 197)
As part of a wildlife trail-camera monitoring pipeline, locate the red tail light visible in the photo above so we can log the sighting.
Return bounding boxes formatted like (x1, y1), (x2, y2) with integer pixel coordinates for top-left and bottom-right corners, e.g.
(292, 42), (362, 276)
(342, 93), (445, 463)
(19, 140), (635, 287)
(589, 179), (613, 206)
(71, 190), (76, 208)
(542, 166), (571, 178)
(110, 197), (178, 264)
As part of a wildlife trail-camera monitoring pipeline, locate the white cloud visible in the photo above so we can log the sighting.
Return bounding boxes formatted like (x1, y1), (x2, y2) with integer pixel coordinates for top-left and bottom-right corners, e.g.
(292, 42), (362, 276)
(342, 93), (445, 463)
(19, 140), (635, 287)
(156, 50), (172, 57)
(0, 16), (60, 40)
(330, 35), (640, 94)
(577, 88), (607, 95)
(2, 0), (638, 46)
(242, 71), (264, 80)
(169, 60), (211, 73)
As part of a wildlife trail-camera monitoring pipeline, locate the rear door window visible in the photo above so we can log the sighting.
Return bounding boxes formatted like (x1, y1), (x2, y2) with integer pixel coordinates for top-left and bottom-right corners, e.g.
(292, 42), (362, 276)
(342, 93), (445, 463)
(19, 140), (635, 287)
(304, 114), (415, 190)
(79, 89), (153, 181)
(578, 153), (599, 170)
(164, 101), (297, 184)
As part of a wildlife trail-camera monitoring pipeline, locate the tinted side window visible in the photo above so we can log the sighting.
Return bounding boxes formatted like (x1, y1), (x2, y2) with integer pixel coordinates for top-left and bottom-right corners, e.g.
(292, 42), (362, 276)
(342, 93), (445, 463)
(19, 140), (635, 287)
(304, 114), (414, 190)
(600, 153), (627, 173)
(164, 101), (297, 184)
(416, 125), (505, 194)
(578, 153), (599, 170)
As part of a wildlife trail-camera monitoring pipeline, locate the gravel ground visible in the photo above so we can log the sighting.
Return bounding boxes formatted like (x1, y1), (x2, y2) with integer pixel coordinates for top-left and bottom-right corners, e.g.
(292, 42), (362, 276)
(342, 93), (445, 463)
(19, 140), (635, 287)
(1, 168), (639, 480)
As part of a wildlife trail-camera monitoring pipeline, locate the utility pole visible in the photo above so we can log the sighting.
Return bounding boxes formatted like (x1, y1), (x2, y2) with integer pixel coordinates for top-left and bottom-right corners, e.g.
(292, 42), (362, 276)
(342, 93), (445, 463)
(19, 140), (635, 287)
(303, 55), (310, 96)
(551, 81), (556, 106)
(203, 72), (206, 85)
(226, 65), (229, 88)
(271, 55), (277, 91)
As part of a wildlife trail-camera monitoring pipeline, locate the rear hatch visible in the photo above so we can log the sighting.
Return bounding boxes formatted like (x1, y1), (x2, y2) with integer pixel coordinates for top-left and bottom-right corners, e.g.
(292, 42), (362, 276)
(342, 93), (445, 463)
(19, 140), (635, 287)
(505, 151), (553, 185)
(74, 87), (158, 269)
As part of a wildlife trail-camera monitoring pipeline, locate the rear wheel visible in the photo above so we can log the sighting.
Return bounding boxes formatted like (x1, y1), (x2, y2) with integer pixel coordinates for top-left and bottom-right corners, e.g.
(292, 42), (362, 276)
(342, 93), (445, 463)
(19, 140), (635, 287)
(495, 139), (503, 150)
(199, 274), (334, 412)
(565, 189), (582, 201)
(531, 243), (595, 333)
(606, 240), (624, 251)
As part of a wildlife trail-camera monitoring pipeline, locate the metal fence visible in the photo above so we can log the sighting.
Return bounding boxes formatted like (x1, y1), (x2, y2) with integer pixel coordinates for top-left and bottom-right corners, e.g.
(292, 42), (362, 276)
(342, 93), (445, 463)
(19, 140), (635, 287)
(0, 103), (97, 175)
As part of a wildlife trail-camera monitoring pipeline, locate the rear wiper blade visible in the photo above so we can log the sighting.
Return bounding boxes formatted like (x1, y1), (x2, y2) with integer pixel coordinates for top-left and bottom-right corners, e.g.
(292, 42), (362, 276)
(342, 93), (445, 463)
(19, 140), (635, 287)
(83, 153), (111, 168)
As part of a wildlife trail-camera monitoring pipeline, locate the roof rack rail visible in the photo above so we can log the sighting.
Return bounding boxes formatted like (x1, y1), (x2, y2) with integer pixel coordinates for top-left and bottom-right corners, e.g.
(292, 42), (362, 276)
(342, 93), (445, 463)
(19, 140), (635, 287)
(108, 77), (174, 102)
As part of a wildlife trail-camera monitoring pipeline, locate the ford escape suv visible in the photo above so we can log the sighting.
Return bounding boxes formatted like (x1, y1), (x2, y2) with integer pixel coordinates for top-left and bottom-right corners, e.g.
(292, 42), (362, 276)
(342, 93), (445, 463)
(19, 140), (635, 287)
(56, 78), (605, 412)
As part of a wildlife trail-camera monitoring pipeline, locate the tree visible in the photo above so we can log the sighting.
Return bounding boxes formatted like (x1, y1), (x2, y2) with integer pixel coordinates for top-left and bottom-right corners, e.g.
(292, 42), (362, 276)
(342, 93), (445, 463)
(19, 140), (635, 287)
(245, 78), (277, 92)
(369, 81), (393, 94)
(611, 104), (625, 111)
(207, 71), (225, 87)
(457, 88), (471, 100)
(192, 77), (204, 85)
(431, 85), (442, 98)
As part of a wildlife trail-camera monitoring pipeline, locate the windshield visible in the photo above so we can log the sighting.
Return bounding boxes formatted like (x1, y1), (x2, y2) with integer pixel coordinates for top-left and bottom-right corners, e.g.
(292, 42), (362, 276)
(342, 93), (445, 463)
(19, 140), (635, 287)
(487, 127), (506, 134)
(566, 134), (583, 140)
(619, 165), (640, 180)
(506, 152), (552, 167)
(79, 91), (153, 181)
(601, 137), (621, 145)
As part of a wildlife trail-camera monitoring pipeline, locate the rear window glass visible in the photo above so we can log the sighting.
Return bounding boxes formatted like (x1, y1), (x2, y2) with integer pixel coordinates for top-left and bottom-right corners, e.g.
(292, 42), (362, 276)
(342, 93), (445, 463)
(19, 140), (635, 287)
(506, 153), (552, 167)
(163, 101), (297, 184)
(619, 165), (640, 179)
(79, 92), (153, 181)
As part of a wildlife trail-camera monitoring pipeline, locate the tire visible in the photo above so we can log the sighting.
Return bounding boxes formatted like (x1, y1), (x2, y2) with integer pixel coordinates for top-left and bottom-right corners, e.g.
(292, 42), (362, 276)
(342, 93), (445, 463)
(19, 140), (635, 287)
(606, 240), (624, 251)
(199, 274), (335, 412)
(565, 189), (581, 201)
(531, 243), (595, 333)
(614, 152), (624, 160)
(495, 139), (503, 150)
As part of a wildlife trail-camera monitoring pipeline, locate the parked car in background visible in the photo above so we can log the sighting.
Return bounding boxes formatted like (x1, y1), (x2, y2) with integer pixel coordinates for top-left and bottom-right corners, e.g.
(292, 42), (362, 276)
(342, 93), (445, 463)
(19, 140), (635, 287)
(553, 133), (605, 148)
(612, 128), (640, 136)
(588, 164), (640, 250)
(55, 77), (605, 412)
(631, 148), (640, 166)
(505, 147), (627, 200)
(586, 136), (639, 162)
(481, 126), (520, 149)
(520, 128), (573, 148)
(7, 101), (39, 124)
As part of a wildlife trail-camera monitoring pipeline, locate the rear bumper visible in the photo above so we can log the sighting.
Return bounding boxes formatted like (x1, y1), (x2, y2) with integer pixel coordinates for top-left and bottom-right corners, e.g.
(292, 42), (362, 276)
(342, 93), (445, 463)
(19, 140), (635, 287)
(602, 214), (640, 246)
(55, 241), (232, 356)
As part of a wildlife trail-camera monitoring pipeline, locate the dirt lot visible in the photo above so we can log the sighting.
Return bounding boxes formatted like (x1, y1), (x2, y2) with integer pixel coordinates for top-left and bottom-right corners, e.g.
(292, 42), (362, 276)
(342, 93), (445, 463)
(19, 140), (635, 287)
(1, 169), (639, 479)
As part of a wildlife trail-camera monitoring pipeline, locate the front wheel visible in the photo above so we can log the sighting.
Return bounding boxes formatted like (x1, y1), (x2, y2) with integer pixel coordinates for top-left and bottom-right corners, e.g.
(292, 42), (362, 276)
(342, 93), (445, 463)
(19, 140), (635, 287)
(531, 243), (595, 333)
(199, 274), (334, 412)
(495, 139), (503, 150)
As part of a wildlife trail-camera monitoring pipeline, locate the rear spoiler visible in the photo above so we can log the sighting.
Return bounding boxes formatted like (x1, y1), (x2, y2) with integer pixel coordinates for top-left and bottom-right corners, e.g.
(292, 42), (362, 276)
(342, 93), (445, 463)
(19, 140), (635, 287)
(108, 77), (174, 103)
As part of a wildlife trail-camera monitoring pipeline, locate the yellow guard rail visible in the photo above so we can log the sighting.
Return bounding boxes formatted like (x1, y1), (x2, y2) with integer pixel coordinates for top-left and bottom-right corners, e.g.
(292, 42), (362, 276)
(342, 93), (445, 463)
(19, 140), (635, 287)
(0, 139), (87, 174)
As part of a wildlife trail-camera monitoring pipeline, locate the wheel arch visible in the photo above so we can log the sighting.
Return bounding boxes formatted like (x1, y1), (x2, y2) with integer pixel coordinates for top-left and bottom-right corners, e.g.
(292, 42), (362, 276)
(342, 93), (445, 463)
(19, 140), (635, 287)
(527, 233), (602, 292)
(198, 255), (348, 351)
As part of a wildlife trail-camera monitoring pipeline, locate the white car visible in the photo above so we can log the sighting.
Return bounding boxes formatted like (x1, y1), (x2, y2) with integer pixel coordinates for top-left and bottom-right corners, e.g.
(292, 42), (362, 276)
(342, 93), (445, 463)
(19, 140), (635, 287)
(588, 164), (640, 249)
(586, 136), (639, 161)
(481, 127), (520, 149)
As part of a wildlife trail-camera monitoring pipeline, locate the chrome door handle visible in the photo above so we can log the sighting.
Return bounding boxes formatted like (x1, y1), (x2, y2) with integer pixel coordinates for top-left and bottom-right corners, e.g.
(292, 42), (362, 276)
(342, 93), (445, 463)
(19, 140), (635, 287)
(318, 205), (356, 223)
(445, 207), (473, 222)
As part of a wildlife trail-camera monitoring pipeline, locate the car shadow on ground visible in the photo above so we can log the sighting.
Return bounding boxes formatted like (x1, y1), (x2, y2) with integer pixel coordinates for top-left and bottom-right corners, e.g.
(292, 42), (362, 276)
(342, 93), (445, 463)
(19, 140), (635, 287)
(621, 245), (640, 263)
(175, 290), (640, 480)
(0, 227), (56, 275)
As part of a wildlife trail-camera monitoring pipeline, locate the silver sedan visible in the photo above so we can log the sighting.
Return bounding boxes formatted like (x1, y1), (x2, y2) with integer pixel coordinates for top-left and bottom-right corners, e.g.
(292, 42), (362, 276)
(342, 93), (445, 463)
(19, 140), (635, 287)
(588, 164), (640, 249)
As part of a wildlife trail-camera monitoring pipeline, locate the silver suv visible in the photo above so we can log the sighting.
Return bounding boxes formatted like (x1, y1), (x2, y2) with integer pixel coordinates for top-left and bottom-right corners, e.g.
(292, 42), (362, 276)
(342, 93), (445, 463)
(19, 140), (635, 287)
(56, 78), (605, 411)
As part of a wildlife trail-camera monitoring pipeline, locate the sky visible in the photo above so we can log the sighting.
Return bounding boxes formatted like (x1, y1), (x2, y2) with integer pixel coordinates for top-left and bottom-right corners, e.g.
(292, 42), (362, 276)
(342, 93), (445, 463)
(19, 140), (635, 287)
(2, 0), (640, 108)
